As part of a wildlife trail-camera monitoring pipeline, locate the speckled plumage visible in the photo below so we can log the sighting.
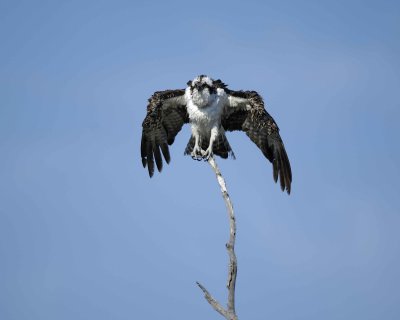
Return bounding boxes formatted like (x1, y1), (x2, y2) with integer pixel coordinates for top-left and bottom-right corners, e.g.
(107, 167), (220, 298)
(141, 75), (292, 194)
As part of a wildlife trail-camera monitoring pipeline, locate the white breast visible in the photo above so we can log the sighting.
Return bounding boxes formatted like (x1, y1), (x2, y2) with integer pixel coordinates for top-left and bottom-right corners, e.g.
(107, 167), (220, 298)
(185, 88), (227, 134)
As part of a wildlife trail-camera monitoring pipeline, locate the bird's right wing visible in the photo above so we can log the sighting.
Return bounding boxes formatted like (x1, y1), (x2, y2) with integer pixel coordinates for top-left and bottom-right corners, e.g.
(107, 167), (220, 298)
(141, 89), (188, 177)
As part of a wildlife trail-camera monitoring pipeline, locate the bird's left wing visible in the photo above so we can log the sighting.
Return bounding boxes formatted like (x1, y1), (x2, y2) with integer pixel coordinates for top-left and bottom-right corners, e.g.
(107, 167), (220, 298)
(141, 89), (188, 177)
(222, 89), (292, 194)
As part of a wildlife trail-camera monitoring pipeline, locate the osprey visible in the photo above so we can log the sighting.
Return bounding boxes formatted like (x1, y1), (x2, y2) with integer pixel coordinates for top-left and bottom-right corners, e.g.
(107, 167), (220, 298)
(141, 75), (292, 194)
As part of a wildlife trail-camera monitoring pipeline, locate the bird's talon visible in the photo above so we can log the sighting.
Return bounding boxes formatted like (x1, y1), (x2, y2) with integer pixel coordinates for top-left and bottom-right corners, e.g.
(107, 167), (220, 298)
(201, 148), (213, 161)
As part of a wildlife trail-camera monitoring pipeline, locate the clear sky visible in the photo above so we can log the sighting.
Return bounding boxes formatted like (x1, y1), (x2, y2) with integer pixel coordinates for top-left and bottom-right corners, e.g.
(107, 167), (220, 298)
(1, 1), (399, 319)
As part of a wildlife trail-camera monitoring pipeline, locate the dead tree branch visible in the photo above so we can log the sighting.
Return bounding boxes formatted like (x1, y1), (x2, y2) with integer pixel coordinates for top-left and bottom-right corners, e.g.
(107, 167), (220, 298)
(197, 156), (238, 320)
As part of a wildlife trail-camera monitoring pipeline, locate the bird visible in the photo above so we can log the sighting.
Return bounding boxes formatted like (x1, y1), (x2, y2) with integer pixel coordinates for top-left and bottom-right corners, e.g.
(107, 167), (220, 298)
(141, 75), (292, 194)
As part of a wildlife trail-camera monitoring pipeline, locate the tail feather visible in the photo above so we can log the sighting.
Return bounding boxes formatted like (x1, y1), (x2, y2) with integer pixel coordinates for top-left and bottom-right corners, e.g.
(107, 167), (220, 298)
(184, 134), (235, 159)
(213, 133), (235, 159)
(184, 136), (195, 156)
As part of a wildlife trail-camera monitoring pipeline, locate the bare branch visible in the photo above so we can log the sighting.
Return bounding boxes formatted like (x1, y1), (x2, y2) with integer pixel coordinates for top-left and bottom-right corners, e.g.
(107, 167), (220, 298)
(196, 282), (227, 318)
(197, 156), (239, 320)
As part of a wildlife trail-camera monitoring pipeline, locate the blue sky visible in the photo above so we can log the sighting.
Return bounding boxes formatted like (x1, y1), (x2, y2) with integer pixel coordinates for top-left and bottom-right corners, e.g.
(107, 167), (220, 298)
(1, 1), (399, 319)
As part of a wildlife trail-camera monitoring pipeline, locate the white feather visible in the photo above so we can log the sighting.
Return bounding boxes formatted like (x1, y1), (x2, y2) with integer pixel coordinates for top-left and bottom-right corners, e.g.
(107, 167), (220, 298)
(227, 95), (249, 109)
(185, 87), (227, 138)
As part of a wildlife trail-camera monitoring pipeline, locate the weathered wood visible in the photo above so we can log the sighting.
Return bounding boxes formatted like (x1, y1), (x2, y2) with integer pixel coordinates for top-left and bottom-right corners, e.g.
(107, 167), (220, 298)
(197, 156), (239, 320)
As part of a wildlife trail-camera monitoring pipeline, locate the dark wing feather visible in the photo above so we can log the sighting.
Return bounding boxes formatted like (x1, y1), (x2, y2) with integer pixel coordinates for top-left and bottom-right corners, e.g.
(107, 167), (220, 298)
(222, 90), (292, 194)
(141, 89), (188, 177)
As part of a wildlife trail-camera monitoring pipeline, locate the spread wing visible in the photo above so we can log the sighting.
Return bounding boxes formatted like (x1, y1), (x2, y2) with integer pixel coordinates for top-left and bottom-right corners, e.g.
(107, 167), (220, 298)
(141, 89), (188, 177)
(222, 89), (292, 194)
